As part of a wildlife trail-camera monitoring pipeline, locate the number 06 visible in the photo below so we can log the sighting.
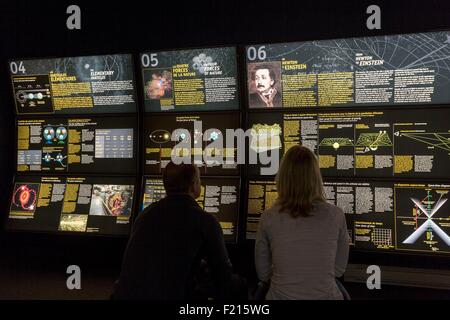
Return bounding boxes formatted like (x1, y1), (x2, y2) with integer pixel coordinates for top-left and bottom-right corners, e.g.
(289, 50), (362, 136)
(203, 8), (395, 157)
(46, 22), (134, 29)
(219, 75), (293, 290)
(247, 46), (267, 61)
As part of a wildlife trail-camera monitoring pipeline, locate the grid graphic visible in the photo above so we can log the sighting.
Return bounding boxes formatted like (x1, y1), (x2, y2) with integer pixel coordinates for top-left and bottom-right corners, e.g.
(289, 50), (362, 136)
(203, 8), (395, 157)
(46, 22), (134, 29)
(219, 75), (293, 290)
(372, 228), (392, 247)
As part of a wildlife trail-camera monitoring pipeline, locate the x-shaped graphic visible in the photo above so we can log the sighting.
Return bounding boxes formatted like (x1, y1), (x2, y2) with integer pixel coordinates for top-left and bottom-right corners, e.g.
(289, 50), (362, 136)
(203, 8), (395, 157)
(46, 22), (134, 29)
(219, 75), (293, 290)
(403, 198), (450, 245)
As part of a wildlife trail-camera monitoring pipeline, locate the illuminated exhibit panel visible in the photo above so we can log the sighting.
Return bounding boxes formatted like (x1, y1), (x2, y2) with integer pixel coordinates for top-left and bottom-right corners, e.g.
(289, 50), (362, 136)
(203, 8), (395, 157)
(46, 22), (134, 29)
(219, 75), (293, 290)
(140, 47), (239, 112)
(245, 31), (450, 109)
(246, 180), (278, 239)
(144, 113), (240, 176)
(246, 180), (450, 254)
(395, 184), (450, 253)
(247, 108), (450, 178)
(325, 181), (394, 250)
(9, 54), (137, 115)
(142, 177), (239, 243)
(8, 176), (136, 236)
(17, 117), (136, 174)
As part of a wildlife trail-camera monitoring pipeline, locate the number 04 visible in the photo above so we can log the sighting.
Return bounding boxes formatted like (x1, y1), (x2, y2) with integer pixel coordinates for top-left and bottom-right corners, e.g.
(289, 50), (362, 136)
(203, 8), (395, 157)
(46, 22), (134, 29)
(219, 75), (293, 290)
(10, 61), (26, 74)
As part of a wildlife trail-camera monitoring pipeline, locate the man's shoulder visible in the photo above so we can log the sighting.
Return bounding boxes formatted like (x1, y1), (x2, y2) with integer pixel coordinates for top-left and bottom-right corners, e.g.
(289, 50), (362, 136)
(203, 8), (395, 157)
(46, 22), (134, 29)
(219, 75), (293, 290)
(195, 210), (221, 233)
(138, 197), (216, 226)
(178, 197), (207, 216)
(140, 200), (161, 215)
(189, 205), (211, 221)
(134, 200), (161, 224)
(163, 196), (210, 220)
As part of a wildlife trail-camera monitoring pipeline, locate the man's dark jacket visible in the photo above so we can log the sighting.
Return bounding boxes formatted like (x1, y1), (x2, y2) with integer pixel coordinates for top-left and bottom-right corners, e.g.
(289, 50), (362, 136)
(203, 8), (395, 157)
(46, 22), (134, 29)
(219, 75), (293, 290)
(113, 194), (233, 300)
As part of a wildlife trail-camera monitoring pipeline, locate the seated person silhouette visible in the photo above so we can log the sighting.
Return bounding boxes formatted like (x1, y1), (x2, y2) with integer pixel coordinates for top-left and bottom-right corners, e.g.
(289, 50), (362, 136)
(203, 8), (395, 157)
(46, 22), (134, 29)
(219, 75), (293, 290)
(113, 162), (233, 300)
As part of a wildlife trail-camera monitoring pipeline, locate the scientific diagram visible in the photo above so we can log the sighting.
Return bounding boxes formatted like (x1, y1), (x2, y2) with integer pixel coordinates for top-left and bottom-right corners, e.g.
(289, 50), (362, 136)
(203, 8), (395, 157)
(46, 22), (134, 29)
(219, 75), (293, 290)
(250, 123), (282, 153)
(396, 185), (450, 253)
(43, 126), (67, 144)
(397, 132), (450, 153)
(319, 138), (354, 150)
(12, 74), (53, 113)
(356, 131), (392, 152)
(42, 153), (67, 168)
(10, 183), (39, 213)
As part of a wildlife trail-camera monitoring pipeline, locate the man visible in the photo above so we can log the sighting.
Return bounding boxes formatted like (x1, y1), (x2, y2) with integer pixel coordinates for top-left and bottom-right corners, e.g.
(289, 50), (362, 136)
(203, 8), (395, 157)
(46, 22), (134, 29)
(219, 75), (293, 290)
(249, 64), (282, 108)
(114, 162), (233, 300)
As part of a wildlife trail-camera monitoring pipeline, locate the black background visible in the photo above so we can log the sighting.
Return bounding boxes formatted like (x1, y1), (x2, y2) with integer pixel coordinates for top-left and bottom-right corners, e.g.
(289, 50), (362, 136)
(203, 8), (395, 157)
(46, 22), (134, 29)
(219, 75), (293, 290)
(1, 0), (450, 299)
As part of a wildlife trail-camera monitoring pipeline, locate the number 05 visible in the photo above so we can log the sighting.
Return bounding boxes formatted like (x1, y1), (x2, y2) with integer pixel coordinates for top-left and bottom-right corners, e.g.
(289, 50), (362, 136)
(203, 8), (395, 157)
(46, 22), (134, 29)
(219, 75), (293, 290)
(141, 53), (158, 67)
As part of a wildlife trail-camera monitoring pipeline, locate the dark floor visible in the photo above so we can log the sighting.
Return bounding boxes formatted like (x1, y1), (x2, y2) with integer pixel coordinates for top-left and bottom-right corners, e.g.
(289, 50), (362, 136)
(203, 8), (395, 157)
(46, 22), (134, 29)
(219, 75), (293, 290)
(1, 265), (450, 300)
(0, 269), (115, 300)
(1, 234), (449, 300)
(344, 282), (450, 300)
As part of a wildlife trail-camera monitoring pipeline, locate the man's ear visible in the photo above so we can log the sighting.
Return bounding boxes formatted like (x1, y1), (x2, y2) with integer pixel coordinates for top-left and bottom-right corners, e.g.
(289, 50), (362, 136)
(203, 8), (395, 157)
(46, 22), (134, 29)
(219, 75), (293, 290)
(189, 180), (196, 195)
(194, 179), (201, 198)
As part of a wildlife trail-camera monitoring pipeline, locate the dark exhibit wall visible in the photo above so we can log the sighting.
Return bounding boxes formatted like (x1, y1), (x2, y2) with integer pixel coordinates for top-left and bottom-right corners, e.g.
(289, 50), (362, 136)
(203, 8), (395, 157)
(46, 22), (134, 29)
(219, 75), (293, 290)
(2, 0), (450, 296)
(0, 52), (14, 232)
(2, 0), (450, 59)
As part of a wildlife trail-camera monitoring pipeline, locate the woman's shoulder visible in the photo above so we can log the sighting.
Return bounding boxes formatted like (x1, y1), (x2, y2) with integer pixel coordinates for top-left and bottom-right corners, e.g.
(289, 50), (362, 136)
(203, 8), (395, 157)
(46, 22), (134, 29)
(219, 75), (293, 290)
(260, 204), (282, 222)
(313, 201), (345, 218)
(261, 201), (344, 221)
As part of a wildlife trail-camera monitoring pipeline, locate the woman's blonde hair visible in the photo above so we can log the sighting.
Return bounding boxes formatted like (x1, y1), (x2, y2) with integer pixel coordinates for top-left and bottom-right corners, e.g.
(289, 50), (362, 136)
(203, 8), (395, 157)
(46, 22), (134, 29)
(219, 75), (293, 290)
(275, 145), (325, 218)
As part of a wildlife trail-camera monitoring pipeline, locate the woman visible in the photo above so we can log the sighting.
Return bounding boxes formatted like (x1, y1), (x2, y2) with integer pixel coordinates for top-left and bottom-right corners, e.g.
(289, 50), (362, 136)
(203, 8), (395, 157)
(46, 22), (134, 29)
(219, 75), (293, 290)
(255, 145), (349, 300)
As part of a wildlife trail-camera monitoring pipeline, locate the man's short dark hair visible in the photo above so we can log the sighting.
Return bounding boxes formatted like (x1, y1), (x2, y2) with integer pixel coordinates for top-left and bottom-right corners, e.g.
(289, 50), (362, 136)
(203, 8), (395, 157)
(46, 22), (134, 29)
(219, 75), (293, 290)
(251, 63), (277, 85)
(163, 161), (199, 194)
